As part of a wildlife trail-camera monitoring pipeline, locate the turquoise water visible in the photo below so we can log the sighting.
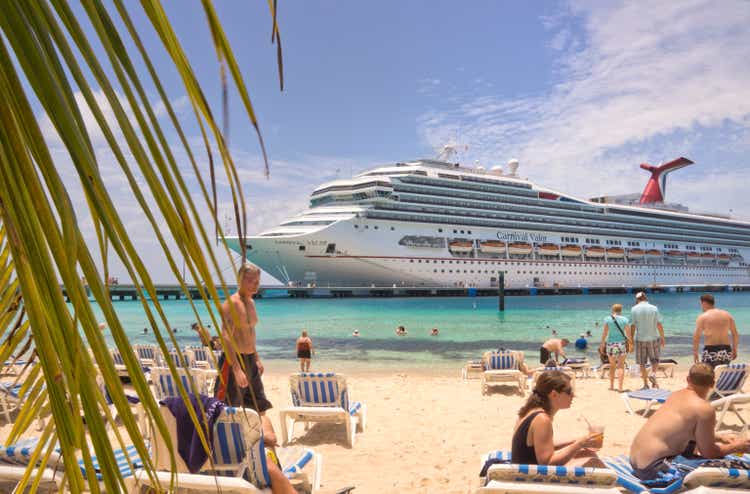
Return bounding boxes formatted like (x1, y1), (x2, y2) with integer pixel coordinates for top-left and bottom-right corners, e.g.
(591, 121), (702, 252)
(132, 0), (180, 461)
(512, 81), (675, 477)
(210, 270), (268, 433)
(91, 291), (750, 367)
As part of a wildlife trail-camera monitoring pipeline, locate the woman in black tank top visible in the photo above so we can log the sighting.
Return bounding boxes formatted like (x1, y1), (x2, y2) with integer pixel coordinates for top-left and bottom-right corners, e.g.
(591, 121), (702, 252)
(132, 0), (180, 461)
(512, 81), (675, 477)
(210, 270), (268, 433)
(511, 370), (605, 467)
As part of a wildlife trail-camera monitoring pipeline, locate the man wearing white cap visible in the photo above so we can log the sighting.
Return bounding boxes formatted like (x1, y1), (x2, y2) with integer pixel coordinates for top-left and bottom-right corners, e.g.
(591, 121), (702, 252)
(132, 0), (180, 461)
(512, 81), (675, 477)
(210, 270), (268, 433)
(630, 292), (666, 389)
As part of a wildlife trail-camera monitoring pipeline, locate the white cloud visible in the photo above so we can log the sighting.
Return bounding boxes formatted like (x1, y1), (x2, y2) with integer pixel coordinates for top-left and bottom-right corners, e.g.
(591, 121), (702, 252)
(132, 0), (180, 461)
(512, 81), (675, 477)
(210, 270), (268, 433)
(417, 0), (750, 216)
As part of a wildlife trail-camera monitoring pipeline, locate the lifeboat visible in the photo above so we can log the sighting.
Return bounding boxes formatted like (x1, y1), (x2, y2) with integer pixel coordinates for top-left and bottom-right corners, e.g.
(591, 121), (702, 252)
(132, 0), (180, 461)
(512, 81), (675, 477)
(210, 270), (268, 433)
(585, 246), (605, 258)
(605, 247), (625, 259)
(448, 240), (473, 253)
(665, 250), (684, 261)
(479, 240), (506, 254)
(686, 252), (701, 263)
(561, 244), (582, 257)
(537, 243), (560, 256)
(508, 242), (533, 255)
(645, 249), (662, 259)
(627, 248), (645, 259)
(700, 252), (716, 263)
(731, 253), (744, 262)
(717, 254), (731, 264)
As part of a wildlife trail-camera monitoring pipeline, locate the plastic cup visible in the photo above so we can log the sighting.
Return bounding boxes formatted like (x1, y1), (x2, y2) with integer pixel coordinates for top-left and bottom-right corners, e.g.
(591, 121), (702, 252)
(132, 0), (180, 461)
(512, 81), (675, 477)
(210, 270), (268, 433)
(588, 425), (605, 449)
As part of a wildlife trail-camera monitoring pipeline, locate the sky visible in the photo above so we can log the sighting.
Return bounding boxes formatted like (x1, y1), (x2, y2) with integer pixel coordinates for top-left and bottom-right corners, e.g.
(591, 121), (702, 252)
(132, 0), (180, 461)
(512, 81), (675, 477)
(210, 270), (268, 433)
(28, 0), (750, 284)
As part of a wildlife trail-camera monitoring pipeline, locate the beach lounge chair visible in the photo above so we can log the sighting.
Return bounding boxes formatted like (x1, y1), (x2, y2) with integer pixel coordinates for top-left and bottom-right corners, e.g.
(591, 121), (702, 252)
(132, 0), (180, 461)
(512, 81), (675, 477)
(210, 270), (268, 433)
(605, 454), (750, 494)
(623, 364), (749, 416)
(712, 393), (750, 431)
(481, 351), (526, 396)
(530, 366), (577, 392)
(462, 359), (485, 380)
(149, 366), (211, 400)
(562, 358), (592, 378)
(110, 347), (130, 378)
(682, 487), (750, 494)
(478, 458), (620, 493)
(188, 346), (216, 370)
(0, 435), (144, 485)
(133, 405), (321, 493)
(0, 380), (45, 430)
(133, 344), (157, 368)
(156, 347), (195, 369)
(279, 372), (366, 447)
(0, 464), (62, 492)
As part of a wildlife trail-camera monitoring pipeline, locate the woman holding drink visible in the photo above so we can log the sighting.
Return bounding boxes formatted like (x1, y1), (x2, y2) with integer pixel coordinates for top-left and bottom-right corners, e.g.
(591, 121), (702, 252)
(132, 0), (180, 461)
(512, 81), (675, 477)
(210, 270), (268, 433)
(511, 370), (605, 466)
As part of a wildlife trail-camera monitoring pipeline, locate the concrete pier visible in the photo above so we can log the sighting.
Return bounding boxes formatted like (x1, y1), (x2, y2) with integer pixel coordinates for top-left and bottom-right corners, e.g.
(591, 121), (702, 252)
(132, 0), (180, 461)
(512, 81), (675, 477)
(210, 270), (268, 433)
(62, 283), (750, 302)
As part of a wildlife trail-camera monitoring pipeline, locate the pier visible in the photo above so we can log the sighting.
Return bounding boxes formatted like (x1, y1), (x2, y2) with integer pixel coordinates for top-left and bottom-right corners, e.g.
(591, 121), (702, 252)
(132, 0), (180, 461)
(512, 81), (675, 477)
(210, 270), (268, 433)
(64, 283), (750, 302)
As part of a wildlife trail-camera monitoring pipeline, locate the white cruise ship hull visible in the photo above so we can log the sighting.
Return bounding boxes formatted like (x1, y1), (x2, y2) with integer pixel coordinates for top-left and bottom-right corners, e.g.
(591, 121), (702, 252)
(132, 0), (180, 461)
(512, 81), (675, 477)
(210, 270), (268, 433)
(228, 219), (750, 289)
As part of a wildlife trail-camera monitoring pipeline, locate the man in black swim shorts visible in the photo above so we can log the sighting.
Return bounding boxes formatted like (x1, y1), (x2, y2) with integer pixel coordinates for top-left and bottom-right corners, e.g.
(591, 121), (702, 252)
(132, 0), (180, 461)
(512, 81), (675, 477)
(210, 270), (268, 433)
(214, 263), (273, 414)
(692, 294), (739, 369)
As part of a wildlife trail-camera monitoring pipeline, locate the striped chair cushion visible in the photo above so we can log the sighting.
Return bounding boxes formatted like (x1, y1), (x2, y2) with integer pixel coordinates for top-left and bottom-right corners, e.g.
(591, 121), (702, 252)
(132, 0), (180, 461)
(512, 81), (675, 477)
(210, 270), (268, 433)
(135, 346), (155, 361)
(1, 437), (142, 480)
(110, 349), (125, 366)
(152, 369), (197, 399)
(291, 373), (348, 410)
(488, 463), (617, 485)
(487, 352), (517, 370)
(212, 407), (270, 488)
(605, 454), (683, 494)
(716, 363), (748, 395)
(0, 383), (23, 399)
(79, 444), (143, 479)
(278, 447), (314, 477)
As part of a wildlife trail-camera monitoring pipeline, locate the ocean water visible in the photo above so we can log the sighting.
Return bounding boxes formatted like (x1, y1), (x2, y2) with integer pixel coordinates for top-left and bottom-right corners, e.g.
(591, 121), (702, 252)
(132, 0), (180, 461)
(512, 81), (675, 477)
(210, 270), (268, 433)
(90, 291), (750, 368)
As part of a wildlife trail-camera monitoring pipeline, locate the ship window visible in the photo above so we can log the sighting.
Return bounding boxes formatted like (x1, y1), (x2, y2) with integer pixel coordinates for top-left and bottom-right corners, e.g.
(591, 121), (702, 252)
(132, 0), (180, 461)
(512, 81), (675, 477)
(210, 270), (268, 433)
(354, 225), (358, 228)
(325, 243), (336, 254)
(298, 245), (306, 251)
(374, 225), (379, 230)
(391, 226), (395, 231)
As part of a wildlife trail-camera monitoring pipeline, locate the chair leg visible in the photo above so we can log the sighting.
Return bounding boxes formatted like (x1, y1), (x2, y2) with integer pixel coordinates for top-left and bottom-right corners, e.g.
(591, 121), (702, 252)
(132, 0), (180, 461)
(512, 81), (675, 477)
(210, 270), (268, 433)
(346, 415), (355, 448)
(356, 405), (366, 433)
(622, 393), (635, 415)
(312, 452), (323, 491)
(716, 402), (730, 431)
(279, 413), (290, 446)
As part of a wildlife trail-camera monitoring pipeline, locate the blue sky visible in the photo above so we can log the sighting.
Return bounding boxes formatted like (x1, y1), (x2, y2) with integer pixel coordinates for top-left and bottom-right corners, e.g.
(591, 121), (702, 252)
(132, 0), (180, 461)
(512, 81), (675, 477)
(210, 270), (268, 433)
(35, 1), (750, 283)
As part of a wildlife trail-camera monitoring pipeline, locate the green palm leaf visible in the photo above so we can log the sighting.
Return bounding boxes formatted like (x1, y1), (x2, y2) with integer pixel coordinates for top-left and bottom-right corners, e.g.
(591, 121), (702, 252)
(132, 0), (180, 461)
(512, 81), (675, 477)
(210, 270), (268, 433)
(0, 1), (283, 491)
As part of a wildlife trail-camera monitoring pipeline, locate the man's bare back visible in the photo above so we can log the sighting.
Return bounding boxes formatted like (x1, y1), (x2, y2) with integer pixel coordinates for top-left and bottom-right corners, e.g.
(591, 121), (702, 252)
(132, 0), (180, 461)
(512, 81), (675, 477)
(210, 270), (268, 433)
(696, 308), (735, 346)
(543, 338), (566, 355)
(630, 389), (710, 468)
(630, 364), (750, 479)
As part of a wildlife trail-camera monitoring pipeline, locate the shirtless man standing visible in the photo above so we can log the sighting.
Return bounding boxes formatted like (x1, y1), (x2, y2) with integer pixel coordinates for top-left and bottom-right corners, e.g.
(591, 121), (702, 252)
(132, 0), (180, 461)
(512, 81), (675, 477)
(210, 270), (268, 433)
(693, 294), (739, 368)
(214, 263), (297, 494)
(215, 262), (272, 413)
(629, 363), (750, 481)
(540, 338), (569, 365)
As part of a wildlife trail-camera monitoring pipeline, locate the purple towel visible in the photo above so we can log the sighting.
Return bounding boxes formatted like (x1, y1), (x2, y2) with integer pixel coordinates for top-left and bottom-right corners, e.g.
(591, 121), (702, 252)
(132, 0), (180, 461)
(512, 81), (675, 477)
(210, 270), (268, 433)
(160, 394), (225, 473)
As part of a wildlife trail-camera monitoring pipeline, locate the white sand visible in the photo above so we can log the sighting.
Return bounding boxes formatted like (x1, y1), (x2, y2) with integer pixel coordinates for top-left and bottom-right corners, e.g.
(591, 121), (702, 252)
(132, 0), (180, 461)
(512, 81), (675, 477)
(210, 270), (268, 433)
(1, 361), (746, 493)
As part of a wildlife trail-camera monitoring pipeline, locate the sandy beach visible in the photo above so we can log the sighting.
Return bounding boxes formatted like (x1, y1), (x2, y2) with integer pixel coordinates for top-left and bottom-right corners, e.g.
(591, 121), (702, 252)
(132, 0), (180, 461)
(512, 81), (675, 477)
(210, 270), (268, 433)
(1, 358), (747, 493)
(253, 359), (747, 493)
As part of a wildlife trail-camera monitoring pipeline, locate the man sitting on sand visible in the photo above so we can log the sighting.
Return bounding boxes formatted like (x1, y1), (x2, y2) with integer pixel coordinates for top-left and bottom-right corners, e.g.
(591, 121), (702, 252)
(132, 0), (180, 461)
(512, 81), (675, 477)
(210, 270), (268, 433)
(692, 294), (739, 368)
(540, 338), (569, 365)
(629, 363), (750, 482)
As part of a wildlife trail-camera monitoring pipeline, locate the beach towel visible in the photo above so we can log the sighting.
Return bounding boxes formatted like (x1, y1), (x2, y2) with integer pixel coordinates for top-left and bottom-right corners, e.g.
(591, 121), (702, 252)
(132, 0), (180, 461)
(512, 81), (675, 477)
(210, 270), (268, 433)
(161, 394), (225, 473)
(637, 455), (750, 488)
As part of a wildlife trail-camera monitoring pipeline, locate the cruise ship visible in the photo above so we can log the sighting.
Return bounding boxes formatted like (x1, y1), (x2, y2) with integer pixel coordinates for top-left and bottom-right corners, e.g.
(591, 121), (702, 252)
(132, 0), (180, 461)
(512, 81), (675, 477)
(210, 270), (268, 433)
(226, 156), (750, 288)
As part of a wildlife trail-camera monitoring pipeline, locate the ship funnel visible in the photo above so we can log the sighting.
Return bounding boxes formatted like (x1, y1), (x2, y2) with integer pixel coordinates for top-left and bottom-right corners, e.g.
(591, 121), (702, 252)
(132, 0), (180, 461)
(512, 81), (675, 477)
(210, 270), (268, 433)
(638, 157), (693, 204)
(507, 159), (519, 177)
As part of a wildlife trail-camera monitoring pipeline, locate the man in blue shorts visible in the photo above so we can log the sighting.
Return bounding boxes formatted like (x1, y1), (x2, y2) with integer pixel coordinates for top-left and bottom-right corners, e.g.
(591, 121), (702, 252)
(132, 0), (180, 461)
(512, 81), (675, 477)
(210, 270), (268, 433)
(630, 292), (665, 389)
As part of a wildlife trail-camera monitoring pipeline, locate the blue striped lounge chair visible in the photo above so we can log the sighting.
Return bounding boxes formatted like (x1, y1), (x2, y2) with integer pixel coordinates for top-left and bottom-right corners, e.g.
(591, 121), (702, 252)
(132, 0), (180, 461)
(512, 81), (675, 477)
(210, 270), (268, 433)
(0, 378), (45, 431)
(481, 351), (526, 396)
(134, 405), (321, 493)
(279, 372), (366, 448)
(149, 366), (209, 401)
(156, 347), (195, 369)
(605, 453), (750, 493)
(133, 344), (157, 368)
(477, 452), (620, 493)
(109, 347), (129, 377)
(0, 435), (144, 486)
(188, 346), (216, 370)
(0, 464), (61, 492)
(623, 363), (749, 416)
